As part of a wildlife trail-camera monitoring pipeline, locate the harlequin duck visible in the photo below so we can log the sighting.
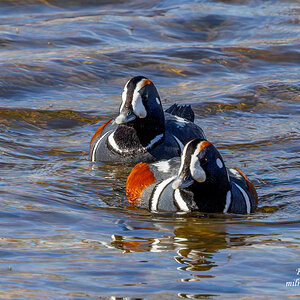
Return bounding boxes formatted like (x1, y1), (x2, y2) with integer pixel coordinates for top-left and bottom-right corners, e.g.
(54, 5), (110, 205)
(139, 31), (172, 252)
(89, 76), (205, 163)
(126, 138), (258, 214)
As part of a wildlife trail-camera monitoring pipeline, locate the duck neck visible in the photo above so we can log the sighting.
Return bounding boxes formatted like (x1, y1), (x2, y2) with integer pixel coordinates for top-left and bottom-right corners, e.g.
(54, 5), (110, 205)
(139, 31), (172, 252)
(109, 116), (165, 154)
(134, 115), (165, 148)
(187, 181), (229, 212)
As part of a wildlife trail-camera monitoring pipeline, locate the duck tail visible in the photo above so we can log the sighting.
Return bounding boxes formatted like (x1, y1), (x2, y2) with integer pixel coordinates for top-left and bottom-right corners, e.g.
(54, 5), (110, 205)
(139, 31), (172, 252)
(165, 103), (195, 122)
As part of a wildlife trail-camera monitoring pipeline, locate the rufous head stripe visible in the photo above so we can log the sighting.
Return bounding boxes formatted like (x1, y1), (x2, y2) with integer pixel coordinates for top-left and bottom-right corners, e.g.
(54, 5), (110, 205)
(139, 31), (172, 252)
(126, 163), (156, 205)
(139, 79), (152, 90)
(199, 140), (212, 152)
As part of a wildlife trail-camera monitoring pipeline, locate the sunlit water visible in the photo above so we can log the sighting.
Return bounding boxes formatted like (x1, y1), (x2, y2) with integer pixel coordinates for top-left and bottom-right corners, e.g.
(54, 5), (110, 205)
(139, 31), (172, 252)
(0, 0), (299, 298)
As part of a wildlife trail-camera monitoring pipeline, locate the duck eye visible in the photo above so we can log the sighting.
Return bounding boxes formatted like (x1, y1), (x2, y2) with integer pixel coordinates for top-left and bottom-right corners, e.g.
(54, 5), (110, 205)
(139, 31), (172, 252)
(200, 157), (208, 165)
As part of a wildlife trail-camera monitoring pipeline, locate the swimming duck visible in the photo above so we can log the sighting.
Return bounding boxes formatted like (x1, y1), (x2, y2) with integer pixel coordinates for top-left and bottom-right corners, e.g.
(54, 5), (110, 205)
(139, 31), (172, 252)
(126, 138), (258, 214)
(89, 76), (205, 163)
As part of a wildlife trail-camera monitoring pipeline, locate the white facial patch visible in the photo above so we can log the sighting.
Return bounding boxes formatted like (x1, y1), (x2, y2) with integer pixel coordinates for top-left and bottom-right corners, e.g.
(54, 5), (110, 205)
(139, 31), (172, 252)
(132, 79), (149, 118)
(190, 142), (206, 183)
(177, 140), (193, 176)
(190, 158), (206, 182)
(156, 97), (161, 105)
(216, 158), (223, 168)
(119, 79), (130, 113)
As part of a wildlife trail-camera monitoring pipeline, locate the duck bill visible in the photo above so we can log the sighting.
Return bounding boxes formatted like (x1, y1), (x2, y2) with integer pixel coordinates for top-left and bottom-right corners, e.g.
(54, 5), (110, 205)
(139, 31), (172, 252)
(115, 111), (136, 125)
(172, 174), (194, 190)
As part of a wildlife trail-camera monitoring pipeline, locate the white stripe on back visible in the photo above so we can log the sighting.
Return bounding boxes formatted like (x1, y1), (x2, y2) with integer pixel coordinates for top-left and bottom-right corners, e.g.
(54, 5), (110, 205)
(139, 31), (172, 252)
(145, 134), (163, 150)
(234, 182), (251, 214)
(151, 176), (176, 211)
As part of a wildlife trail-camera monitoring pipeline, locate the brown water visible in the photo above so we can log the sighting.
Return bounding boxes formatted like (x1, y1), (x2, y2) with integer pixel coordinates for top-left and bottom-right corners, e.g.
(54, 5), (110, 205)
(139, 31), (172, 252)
(0, 0), (299, 298)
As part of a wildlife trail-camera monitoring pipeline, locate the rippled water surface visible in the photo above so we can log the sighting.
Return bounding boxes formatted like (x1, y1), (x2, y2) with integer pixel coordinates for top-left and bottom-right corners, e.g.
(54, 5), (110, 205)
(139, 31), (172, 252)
(0, 0), (300, 298)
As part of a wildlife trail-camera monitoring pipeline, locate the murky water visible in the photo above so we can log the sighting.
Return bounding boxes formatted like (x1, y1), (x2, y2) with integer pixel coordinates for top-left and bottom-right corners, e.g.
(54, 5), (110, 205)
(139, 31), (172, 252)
(0, 0), (299, 298)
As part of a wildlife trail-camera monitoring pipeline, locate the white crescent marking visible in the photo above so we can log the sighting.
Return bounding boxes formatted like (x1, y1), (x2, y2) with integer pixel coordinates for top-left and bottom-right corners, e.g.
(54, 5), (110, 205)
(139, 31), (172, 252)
(91, 131), (110, 162)
(174, 189), (190, 212)
(151, 176), (176, 211)
(173, 135), (184, 151)
(234, 182), (251, 214)
(223, 190), (232, 213)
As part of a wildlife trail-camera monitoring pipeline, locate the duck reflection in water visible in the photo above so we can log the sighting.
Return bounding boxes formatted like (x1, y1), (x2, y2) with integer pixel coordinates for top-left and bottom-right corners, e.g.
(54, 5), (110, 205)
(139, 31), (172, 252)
(107, 216), (242, 276)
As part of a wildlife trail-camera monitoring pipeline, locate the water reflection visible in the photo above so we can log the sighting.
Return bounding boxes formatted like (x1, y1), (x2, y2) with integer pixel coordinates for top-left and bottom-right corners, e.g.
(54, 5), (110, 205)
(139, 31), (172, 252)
(110, 217), (238, 277)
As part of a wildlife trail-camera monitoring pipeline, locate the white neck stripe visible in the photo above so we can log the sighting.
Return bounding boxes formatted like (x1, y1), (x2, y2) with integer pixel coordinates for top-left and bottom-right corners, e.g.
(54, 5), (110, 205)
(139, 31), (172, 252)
(108, 131), (163, 154)
(108, 132), (126, 153)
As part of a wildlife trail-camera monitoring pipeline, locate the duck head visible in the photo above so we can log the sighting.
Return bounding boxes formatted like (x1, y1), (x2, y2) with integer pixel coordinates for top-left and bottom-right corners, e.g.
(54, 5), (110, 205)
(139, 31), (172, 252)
(172, 138), (230, 212)
(115, 76), (165, 147)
